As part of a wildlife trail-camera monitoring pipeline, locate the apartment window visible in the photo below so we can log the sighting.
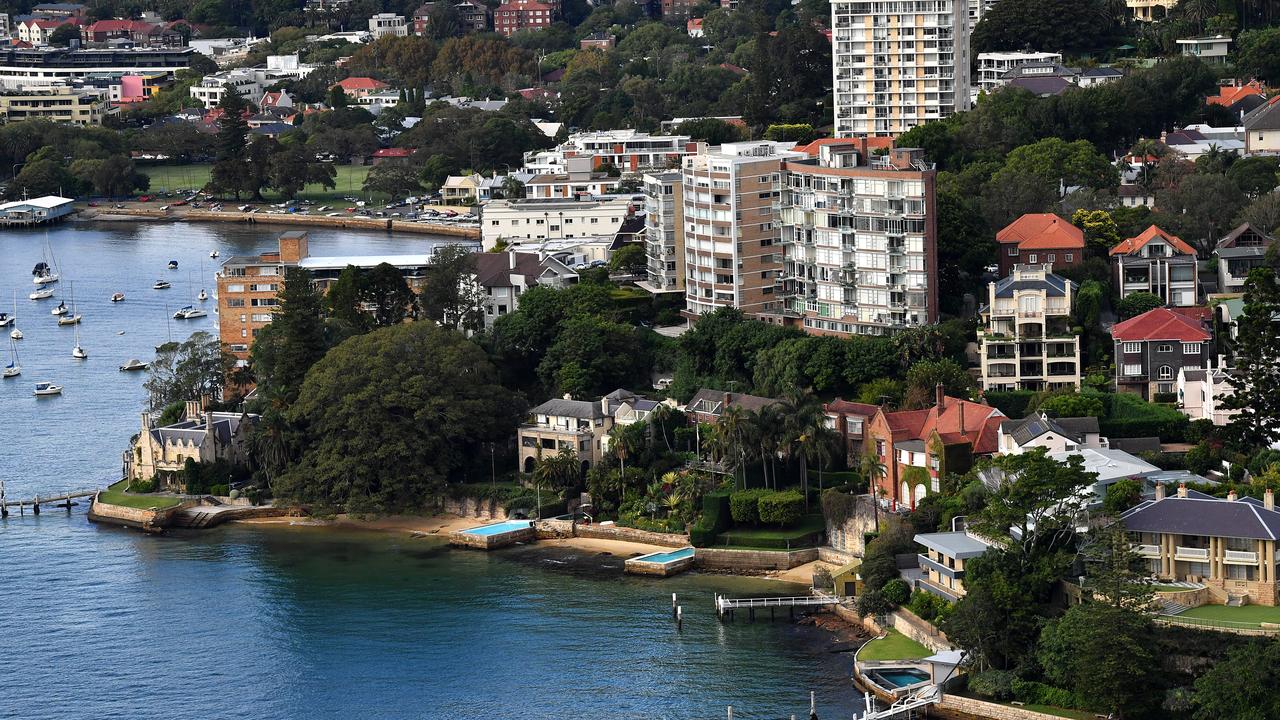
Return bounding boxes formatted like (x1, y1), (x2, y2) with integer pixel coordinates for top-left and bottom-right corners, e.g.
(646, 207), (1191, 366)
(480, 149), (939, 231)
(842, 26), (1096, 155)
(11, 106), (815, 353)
(1158, 365), (1173, 380)
(1183, 343), (1202, 354)
(876, 439), (885, 457)
(226, 299), (245, 307)
(1123, 363), (1143, 376)
(1156, 344), (1173, 353)
(226, 284), (245, 293)
(1157, 382), (1174, 394)
(1122, 342), (1141, 354)
(1047, 254), (1055, 263)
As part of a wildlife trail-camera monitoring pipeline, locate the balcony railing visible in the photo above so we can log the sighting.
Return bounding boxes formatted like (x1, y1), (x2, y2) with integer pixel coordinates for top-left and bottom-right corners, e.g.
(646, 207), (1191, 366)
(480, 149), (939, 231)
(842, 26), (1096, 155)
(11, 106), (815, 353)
(1224, 549), (1259, 565)
(1134, 544), (1160, 558)
(1174, 546), (1210, 561)
(918, 553), (961, 578)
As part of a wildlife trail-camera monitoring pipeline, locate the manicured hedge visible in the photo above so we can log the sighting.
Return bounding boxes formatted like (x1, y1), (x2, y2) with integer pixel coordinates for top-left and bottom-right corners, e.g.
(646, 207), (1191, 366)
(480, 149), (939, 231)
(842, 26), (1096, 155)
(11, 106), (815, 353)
(984, 390), (1036, 419)
(729, 489), (768, 525)
(758, 490), (805, 526)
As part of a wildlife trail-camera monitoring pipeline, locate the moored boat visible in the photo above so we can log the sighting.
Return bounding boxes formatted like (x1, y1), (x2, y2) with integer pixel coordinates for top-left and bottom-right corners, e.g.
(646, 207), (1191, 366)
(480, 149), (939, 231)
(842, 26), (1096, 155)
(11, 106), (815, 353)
(111, 292), (125, 302)
(34, 381), (62, 396)
(119, 359), (148, 372)
(29, 287), (54, 300)
(153, 280), (171, 290)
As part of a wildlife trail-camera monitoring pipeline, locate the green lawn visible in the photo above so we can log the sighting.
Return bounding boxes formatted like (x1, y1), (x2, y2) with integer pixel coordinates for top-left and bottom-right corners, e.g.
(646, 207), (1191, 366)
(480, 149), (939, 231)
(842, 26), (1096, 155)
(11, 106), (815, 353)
(717, 514), (826, 549)
(1017, 704), (1097, 720)
(139, 163), (381, 203)
(858, 629), (930, 661)
(97, 480), (182, 511)
(1175, 604), (1280, 628)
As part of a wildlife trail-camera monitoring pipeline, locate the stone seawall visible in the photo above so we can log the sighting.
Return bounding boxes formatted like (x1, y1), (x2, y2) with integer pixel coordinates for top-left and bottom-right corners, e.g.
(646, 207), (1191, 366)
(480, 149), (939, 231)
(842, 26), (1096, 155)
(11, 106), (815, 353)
(87, 495), (197, 532)
(933, 694), (1074, 720)
(696, 547), (818, 572)
(575, 524), (690, 548)
(86, 208), (481, 239)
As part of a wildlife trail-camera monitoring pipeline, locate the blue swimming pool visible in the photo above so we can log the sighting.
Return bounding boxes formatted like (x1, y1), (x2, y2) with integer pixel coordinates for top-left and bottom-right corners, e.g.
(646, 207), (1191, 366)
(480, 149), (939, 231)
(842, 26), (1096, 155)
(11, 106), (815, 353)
(868, 668), (930, 689)
(461, 520), (533, 537)
(636, 547), (696, 564)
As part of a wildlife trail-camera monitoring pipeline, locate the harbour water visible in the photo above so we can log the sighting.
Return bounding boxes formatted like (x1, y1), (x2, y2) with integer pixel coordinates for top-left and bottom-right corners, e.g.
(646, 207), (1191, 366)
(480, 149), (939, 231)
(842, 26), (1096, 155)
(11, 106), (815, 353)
(0, 222), (861, 720)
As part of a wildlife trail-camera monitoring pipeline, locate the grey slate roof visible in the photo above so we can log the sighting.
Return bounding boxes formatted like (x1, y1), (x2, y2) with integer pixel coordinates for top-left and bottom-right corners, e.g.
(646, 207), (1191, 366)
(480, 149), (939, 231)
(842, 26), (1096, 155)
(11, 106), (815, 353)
(1004, 413), (1098, 446)
(1243, 98), (1280, 131)
(1008, 76), (1073, 96)
(1121, 495), (1280, 541)
(530, 398), (606, 420)
(992, 272), (1075, 298)
(915, 531), (993, 559)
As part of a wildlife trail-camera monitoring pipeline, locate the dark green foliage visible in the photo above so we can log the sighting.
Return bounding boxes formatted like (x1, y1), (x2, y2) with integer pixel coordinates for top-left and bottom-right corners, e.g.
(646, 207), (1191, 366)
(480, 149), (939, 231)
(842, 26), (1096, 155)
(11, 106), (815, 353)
(1103, 477), (1144, 515)
(757, 490), (804, 526)
(729, 488), (767, 525)
(968, 670), (1017, 701)
(881, 578), (910, 607)
(971, 0), (1125, 54)
(1037, 392), (1105, 418)
(145, 331), (234, 410)
(907, 590), (952, 624)
(1038, 604), (1158, 718)
(1222, 269), (1280, 449)
(250, 267), (328, 405)
(1191, 639), (1280, 720)
(983, 390), (1037, 418)
(1117, 291), (1164, 320)
(856, 589), (892, 617)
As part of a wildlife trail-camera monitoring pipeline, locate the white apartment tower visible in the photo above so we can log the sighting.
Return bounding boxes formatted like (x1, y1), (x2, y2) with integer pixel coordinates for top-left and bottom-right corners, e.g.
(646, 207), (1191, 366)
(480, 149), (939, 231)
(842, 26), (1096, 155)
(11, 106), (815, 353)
(774, 140), (938, 336)
(680, 141), (806, 317)
(832, 0), (971, 136)
(639, 171), (685, 294)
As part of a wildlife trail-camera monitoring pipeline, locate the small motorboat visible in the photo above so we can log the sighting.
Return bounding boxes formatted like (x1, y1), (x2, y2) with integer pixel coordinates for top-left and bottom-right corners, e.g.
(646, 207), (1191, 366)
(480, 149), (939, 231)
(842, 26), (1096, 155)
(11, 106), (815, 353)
(29, 287), (54, 300)
(153, 280), (171, 290)
(173, 306), (208, 320)
(0, 312), (11, 327)
(210, 250), (220, 258)
(51, 302), (67, 316)
(10, 328), (22, 340)
(119, 359), (148, 372)
(111, 293), (125, 303)
(58, 313), (81, 326)
(34, 381), (62, 396)
(167, 260), (179, 270)
(197, 288), (208, 302)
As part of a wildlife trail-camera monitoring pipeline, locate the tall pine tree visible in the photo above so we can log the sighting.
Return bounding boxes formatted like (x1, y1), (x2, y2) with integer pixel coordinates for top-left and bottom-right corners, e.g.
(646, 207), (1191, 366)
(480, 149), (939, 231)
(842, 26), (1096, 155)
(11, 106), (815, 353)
(210, 85), (251, 199)
(249, 267), (328, 405)
(1224, 267), (1280, 449)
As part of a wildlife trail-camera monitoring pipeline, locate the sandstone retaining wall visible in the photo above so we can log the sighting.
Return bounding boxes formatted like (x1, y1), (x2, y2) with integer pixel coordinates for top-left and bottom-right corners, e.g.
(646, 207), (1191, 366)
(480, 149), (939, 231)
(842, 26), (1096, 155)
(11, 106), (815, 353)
(87, 495), (198, 532)
(695, 547), (818, 572)
(575, 524), (689, 548)
(442, 497), (509, 521)
(934, 694), (1074, 720)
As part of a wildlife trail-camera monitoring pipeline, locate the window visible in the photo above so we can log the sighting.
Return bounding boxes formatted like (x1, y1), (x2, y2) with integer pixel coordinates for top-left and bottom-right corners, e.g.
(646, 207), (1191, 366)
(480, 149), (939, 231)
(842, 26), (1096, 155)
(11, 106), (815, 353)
(1028, 253), (1038, 263)
(1123, 363), (1143, 376)
(1122, 342), (1141, 354)
(1047, 254), (1055, 263)
(1182, 343), (1202, 354)
(1158, 365), (1173, 379)
(1157, 382), (1174, 394)
(1157, 344), (1173, 353)
(1065, 253), (1073, 263)
(876, 439), (885, 457)
(1008, 246), (1018, 256)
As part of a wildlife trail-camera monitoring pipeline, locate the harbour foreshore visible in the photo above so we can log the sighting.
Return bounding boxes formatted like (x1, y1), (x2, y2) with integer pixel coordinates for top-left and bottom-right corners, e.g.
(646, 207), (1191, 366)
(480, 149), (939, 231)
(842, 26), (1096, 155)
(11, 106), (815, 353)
(78, 206), (481, 239)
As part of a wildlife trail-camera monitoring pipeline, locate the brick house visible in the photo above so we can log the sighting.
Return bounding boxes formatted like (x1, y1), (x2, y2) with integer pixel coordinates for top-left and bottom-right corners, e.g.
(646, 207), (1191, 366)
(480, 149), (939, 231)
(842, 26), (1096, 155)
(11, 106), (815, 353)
(995, 213), (1086, 277)
(863, 386), (1005, 511)
(1110, 306), (1212, 399)
(823, 398), (879, 464)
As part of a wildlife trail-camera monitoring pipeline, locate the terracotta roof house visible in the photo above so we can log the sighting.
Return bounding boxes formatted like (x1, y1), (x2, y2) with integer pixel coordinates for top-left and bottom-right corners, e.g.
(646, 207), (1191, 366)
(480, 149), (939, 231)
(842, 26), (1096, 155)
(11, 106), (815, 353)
(371, 147), (414, 165)
(864, 386), (1005, 511)
(1121, 483), (1280, 607)
(1208, 80), (1267, 115)
(259, 90), (293, 109)
(330, 77), (389, 99)
(1213, 222), (1275, 294)
(684, 389), (780, 425)
(1111, 224), (1199, 307)
(1111, 307), (1212, 399)
(1244, 95), (1280, 154)
(995, 213), (1085, 276)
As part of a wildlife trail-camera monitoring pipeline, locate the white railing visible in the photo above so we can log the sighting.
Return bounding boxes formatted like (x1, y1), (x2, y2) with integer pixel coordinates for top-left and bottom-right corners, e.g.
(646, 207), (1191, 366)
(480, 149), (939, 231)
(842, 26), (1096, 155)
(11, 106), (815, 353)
(1175, 546), (1210, 560)
(1134, 544), (1160, 558)
(1224, 550), (1259, 564)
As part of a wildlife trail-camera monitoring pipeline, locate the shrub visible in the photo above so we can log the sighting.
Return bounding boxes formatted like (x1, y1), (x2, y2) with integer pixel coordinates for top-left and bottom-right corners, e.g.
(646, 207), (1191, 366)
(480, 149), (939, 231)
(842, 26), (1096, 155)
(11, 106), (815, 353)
(1011, 680), (1084, 710)
(702, 491), (732, 533)
(758, 490), (805, 526)
(882, 578), (911, 606)
(968, 670), (1017, 701)
(984, 390), (1036, 418)
(729, 489), (767, 525)
(127, 478), (156, 493)
(907, 590), (951, 623)
(1185, 441), (1222, 476)
(209, 484), (229, 497)
(689, 520), (717, 547)
(856, 589), (892, 616)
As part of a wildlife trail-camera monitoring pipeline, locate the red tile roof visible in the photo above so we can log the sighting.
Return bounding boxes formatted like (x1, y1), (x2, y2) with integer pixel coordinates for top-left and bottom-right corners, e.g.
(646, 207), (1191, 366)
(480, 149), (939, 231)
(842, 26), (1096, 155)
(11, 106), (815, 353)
(879, 396), (1004, 455)
(1208, 80), (1266, 107)
(825, 399), (880, 417)
(1110, 307), (1211, 342)
(1110, 224), (1196, 256)
(795, 136), (895, 157)
(997, 213), (1085, 250)
(332, 77), (388, 91)
(372, 148), (413, 157)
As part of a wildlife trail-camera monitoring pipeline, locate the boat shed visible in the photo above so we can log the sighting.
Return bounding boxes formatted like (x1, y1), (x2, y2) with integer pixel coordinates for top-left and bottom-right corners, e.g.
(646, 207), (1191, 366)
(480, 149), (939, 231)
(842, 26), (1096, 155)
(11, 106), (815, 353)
(0, 196), (74, 225)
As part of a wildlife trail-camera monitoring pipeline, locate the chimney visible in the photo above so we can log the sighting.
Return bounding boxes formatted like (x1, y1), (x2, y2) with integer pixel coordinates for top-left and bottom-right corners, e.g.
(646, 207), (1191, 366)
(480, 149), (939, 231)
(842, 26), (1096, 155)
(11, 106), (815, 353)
(1266, 489), (1275, 512)
(935, 383), (945, 409)
(1177, 482), (1187, 498)
(141, 411), (151, 431)
(1227, 489), (1238, 502)
(723, 392), (732, 408)
(1155, 482), (1166, 501)
(958, 400), (964, 429)
(600, 397), (609, 415)
(509, 250), (516, 270)
(184, 400), (200, 421)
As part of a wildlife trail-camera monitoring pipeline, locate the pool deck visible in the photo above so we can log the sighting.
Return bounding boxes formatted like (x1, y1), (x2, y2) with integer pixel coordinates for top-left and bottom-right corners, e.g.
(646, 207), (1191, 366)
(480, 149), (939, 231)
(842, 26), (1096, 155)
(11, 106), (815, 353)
(623, 547), (696, 577)
(448, 522), (537, 550)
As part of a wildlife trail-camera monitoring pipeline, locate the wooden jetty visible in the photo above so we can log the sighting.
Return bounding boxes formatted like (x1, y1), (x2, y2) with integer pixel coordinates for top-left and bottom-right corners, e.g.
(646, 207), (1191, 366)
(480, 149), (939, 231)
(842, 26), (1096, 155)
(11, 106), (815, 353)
(0, 480), (98, 516)
(714, 593), (846, 621)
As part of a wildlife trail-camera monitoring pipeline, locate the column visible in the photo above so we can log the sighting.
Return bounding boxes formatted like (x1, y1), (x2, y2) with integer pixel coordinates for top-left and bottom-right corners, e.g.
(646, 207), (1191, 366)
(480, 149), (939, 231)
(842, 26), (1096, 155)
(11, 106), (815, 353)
(1163, 534), (1175, 578)
(1212, 536), (1223, 580)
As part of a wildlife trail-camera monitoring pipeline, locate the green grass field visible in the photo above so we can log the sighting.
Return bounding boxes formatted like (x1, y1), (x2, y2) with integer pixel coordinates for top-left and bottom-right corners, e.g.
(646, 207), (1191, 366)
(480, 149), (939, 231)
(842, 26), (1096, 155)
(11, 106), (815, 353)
(717, 514), (827, 549)
(858, 629), (930, 661)
(1175, 604), (1280, 627)
(97, 480), (182, 510)
(139, 163), (381, 203)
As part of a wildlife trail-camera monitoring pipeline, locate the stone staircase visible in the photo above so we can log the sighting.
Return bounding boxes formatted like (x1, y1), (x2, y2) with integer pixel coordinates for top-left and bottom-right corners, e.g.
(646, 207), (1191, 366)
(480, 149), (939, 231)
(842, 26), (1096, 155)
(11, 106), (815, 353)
(1226, 593), (1248, 607)
(1160, 598), (1191, 615)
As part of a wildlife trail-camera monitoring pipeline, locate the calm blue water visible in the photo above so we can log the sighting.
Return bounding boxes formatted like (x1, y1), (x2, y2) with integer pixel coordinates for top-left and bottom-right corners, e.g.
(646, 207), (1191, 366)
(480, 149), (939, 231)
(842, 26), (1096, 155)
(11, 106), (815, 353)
(0, 222), (861, 720)
(462, 519), (533, 536)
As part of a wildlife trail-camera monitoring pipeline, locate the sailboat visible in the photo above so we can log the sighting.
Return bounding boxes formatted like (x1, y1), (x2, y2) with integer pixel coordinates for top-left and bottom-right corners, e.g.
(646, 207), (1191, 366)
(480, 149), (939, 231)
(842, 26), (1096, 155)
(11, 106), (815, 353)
(32, 237), (60, 285)
(3, 339), (19, 378)
(57, 282), (81, 326)
(9, 292), (22, 340)
(29, 287), (54, 300)
(197, 261), (208, 301)
(0, 311), (11, 327)
(156, 304), (173, 351)
(51, 301), (67, 316)
(72, 321), (86, 359)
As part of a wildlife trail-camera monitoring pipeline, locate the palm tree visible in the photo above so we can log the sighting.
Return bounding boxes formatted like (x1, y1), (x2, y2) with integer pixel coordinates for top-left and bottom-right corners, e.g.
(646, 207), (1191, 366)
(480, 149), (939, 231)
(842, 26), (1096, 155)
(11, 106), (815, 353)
(532, 449), (577, 518)
(857, 451), (889, 533)
(249, 408), (290, 494)
(718, 404), (752, 489)
(778, 390), (824, 502)
(648, 403), (677, 451)
(801, 423), (840, 505)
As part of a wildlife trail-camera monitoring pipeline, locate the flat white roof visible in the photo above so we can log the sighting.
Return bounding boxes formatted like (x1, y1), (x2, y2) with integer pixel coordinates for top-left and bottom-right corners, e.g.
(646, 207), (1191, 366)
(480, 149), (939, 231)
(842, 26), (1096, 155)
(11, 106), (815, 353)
(297, 254), (439, 270)
(0, 195), (73, 210)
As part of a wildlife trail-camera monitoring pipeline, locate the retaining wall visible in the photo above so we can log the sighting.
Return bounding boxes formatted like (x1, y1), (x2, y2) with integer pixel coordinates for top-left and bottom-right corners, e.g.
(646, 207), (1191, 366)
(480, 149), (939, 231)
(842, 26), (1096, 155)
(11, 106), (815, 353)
(533, 518), (575, 539)
(933, 694), (1075, 720)
(87, 495), (198, 532)
(575, 524), (689, 548)
(442, 497), (509, 521)
(88, 208), (480, 238)
(825, 494), (878, 558)
(695, 547), (818, 572)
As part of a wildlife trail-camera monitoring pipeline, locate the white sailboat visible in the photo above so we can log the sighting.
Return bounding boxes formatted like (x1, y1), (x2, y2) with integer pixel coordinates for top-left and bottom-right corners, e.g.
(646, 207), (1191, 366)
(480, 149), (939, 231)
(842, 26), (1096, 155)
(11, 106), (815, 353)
(32, 237), (60, 285)
(9, 292), (21, 339)
(3, 339), (19, 378)
(57, 282), (81, 326)
(197, 261), (208, 301)
(51, 300), (67, 316)
(29, 287), (54, 300)
(71, 319), (86, 359)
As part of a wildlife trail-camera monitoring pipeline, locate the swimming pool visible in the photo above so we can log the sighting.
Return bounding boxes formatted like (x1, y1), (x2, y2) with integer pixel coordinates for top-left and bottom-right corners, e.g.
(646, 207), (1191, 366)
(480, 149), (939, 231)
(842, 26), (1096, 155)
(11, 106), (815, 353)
(868, 668), (930, 689)
(638, 547), (696, 564)
(461, 520), (533, 537)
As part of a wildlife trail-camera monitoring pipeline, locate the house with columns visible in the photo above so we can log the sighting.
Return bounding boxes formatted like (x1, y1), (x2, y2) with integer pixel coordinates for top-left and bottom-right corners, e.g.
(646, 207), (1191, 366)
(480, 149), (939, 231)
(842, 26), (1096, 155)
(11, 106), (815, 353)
(1121, 483), (1280, 607)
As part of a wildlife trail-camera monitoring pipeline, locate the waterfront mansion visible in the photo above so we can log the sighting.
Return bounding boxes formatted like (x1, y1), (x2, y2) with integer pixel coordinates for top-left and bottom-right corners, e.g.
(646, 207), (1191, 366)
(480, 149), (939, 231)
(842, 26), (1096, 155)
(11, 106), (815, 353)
(125, 400), (258, 489)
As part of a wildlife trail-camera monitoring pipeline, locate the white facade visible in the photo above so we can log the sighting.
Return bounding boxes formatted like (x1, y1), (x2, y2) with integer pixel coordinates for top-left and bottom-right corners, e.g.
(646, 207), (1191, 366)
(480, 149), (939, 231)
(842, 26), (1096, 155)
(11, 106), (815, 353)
(1178, 367), (1240, 427)
(639, 171), (684, 294)
(190, 69), (264, 109)
(831, 0), (970, 136)
(974, 50), (1062, 94)
(978, 265), (1080, 392)
(368, 13), (408, 37)
(480, 199), (631, 251)
(967, 0), (997, 22)
(1177, 35), (1232, 63)
(522, 129), (695, 175)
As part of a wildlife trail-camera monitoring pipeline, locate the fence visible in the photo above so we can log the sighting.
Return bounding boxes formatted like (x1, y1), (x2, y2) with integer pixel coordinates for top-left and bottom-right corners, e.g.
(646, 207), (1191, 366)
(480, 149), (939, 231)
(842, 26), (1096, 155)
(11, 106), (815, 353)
(1155, 613), (1280, 636)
